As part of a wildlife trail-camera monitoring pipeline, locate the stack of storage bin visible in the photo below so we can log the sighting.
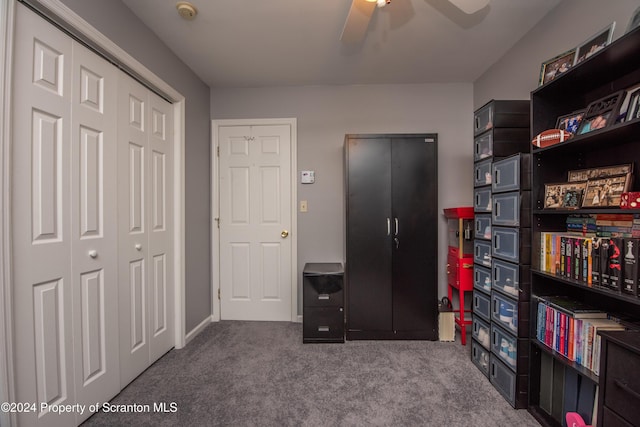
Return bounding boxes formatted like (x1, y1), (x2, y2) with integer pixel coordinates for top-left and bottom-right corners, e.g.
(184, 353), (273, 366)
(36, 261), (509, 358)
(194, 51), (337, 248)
(470, 100), (530, 408)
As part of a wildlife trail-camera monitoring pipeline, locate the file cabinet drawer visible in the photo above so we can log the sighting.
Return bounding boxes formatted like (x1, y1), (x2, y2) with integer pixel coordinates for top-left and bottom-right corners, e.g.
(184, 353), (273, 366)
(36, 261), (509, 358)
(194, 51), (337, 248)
(474, 214), (491, 240)
(473, 315), (491, 349)
(472, 339), (491, 378)
(492, 191), (531, 227)
(492, 153), (531, 193)
(473, 291), (491, 322)
(474, 187), (492, 213)
(474, 264), (492, 294)
(474, 159), (493, 187)
(491, 293), (518, 334)
(303, 307), (344, 343)
(474, 240), (492, 267)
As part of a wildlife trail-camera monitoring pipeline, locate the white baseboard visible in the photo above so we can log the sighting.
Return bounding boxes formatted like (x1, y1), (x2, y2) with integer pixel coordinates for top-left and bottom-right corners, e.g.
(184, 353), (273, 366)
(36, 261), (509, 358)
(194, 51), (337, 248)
(184, 315), (213, 345)
(296, 314), (302, 323)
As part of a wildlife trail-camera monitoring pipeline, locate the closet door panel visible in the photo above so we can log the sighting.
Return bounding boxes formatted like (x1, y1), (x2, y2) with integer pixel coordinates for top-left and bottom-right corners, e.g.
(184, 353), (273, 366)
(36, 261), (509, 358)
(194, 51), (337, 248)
(12, 5), (76, 426)
(70, 41), (120, 423)
(391, 136), (438, 337)
(148, 92), (174, 363)
(346, 137), (392, 332)
(118, 74), (150, 387)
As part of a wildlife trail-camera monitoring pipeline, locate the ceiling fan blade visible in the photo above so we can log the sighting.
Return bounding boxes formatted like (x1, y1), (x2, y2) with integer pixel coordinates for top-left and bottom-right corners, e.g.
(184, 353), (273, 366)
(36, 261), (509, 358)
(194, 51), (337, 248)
(340, 0), (376, 43)
(447, 0), (490, 15)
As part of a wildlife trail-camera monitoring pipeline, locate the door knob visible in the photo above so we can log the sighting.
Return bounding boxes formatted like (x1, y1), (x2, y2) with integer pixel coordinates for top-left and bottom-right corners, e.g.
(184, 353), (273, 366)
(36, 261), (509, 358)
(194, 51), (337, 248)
(281, 230), (289, 238)
(135, 243), (142, 251)
(88, 250), (98, 259)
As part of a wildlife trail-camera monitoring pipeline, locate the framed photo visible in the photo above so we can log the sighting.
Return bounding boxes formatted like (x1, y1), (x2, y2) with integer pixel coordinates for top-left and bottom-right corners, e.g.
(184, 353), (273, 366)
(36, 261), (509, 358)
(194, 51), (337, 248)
(575, 23), (616, 65)
(625, 88), (640, 122)
(568, 164), (633, 182)
(544, 182), (587, 209)
(555, 109), (586, 134)
(576, 91), (625, 135)
(626, 6), (640, 34)
(539, 49), (576, 86)
(581, 174), (632, 208)
(616, 84), (640, 123)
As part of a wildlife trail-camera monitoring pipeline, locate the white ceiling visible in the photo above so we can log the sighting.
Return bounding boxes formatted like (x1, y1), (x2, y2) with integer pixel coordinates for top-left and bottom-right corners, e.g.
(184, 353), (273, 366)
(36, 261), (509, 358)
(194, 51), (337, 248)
(121, 0), (561, 88)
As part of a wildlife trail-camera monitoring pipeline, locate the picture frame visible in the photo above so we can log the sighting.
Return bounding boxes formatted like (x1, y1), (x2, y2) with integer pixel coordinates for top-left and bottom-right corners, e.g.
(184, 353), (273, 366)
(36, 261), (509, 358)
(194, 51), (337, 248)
(576, 91), (625, 135)
(539, 48), (576, 86)
(555, 109), (586, 134)
(616, 84), (640, 123)
(568, 164), (633, 182)
(626, 6), (640, 34)
(625, 88), (640, 122)
(581, 174), (632, 208)
(574, 22), (616, 65)
(544, 182), (587, 209)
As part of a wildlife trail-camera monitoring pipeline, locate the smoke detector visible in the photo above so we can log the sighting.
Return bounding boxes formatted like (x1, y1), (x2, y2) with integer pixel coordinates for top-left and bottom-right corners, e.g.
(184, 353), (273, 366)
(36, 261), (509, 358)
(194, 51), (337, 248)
(176, 2), (197, 20)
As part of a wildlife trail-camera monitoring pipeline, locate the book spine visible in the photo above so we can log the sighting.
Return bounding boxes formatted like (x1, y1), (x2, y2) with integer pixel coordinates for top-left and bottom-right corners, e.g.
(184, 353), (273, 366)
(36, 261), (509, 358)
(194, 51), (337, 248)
(623, 238), (638, 296)
(574, 237), (581, 281)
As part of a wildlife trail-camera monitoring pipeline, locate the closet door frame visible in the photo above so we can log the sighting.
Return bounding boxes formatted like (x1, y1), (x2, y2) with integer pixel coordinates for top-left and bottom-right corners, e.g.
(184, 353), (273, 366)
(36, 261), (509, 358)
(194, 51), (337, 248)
(0, 1), (187, 423)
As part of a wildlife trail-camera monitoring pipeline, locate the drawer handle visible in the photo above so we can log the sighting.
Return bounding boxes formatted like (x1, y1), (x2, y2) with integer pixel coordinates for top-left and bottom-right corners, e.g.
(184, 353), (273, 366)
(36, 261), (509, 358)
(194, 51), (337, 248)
(318, 326), (329, 332)
(318, 294), (330, 300)
(614, 379), (640, 402)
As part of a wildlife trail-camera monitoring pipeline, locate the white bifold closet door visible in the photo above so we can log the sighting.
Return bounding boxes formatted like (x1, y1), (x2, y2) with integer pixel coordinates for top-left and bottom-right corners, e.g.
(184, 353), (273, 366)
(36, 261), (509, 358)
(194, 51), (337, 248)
(11, 4), (175, 426)
(12, 4), (119, 426)
(117, 73), (174, 387)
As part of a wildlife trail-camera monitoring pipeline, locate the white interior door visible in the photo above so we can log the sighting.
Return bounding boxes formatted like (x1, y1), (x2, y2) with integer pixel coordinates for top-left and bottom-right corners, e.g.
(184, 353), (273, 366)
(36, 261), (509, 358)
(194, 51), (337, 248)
(218, 124), (292, 321)
(118, 73), (174, 387)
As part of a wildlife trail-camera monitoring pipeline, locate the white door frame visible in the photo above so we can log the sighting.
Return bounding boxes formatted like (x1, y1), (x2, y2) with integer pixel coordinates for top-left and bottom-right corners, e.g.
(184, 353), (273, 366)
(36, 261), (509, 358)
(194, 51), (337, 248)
(0, 2), (187, 424)
(211, 118), (298, 322)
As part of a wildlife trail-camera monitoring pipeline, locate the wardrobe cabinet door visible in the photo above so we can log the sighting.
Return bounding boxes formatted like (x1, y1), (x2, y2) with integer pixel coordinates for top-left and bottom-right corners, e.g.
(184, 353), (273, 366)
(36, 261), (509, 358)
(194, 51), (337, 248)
(346, 137), (392, 334)
(391, 136), (438, 339)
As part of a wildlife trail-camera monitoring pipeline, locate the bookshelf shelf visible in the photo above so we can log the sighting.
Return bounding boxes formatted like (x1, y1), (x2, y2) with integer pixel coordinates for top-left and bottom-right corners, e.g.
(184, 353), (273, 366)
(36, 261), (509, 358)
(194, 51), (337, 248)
(532, 270), (640, 306)
(531, 339), (599, 383)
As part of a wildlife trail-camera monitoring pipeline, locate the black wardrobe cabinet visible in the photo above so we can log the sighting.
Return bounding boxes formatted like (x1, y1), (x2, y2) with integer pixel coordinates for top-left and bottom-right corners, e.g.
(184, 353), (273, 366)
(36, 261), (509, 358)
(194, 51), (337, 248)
(344, 134), (438, 340)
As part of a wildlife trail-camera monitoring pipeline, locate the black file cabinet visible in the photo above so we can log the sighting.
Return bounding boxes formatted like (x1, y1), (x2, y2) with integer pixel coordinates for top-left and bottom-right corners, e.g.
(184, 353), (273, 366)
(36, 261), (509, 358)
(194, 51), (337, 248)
(303, 263), (345, 343)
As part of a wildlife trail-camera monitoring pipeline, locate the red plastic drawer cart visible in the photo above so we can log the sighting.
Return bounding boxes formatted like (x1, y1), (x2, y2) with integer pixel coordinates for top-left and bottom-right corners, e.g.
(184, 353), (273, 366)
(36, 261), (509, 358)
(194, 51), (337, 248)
(444, 207), (474, 344)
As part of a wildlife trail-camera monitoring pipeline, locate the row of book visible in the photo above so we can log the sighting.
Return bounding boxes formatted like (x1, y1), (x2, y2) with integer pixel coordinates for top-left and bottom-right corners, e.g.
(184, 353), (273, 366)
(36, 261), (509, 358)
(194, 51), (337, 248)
(566, 213), (640, 238)
(539, 232), (639, 296)
(535, 295), (625, 376)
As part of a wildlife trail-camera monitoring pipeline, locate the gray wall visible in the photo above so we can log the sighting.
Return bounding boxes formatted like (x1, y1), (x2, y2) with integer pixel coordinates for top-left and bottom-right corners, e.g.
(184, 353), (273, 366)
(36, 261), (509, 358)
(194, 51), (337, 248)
(211, 83), (474, 311)
(60, 0), (212, 333)
(474, 0), (639, 109)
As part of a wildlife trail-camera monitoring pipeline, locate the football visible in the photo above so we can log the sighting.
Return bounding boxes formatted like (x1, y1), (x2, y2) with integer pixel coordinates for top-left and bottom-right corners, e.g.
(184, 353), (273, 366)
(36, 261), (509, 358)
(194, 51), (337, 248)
(531, 129), (572, 148)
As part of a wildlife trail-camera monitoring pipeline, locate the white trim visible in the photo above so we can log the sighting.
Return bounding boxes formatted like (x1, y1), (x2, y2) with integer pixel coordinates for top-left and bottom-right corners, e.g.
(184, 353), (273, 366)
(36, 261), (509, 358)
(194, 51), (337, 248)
(0, 1), (17, 425)
(1, 2), (188, 417)
(211, 118), (298, 322)
(184, 315), (213, 345)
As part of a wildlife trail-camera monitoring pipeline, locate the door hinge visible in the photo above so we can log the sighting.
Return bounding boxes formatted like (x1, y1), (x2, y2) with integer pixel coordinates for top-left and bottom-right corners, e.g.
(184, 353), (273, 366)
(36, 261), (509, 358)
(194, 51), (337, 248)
(218, 288), (221, 300)
(217, 146), (220, 156)
(214, 217), (220, 228)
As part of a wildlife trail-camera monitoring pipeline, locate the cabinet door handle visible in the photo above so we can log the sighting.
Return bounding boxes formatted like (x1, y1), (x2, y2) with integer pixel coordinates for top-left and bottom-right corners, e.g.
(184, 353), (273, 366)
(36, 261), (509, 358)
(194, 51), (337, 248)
(614, 379), (640, 402)
(394, 218), (399, 236)
(387, 218), (391, 236)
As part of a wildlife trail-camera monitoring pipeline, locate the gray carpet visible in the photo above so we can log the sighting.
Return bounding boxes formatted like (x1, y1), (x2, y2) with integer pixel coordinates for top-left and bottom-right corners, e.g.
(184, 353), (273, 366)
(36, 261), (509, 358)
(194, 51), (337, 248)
(83, 321), (540, 426)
